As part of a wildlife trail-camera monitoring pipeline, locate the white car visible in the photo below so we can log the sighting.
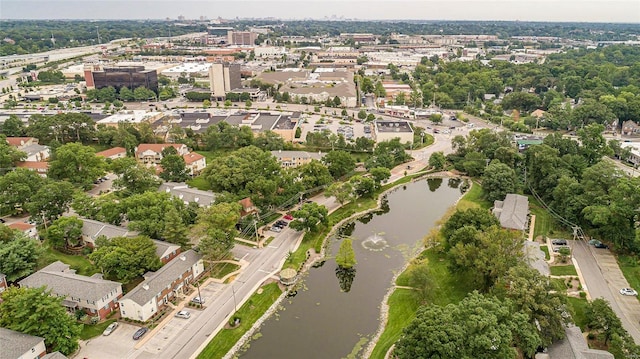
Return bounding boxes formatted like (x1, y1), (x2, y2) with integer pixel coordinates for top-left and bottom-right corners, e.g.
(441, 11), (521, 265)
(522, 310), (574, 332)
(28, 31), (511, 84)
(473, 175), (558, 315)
(175, 310), (191, 319)
(102, 322), (119, 336)
(191, 296), (205, 304)
(620, 288), (638, 296)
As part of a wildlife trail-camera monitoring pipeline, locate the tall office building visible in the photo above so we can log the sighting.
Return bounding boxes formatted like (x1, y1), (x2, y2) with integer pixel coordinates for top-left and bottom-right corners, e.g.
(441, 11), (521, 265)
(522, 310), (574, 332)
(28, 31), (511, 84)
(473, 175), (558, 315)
(84, 65), (158, 91)
(209, 63), (241, 100)
(227, 31), (258, 45)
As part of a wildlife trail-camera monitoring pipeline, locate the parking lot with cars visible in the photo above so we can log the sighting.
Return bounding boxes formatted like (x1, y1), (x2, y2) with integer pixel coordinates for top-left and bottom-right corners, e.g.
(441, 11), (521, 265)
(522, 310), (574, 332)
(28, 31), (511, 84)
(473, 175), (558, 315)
(298, 114), (373, 145)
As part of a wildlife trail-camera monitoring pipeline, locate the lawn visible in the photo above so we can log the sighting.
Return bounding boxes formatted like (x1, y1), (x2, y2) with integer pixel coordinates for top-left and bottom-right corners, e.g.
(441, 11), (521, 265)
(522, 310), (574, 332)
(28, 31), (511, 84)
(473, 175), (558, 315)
(456, 180), (491, 210)
(618, 255), (640, 297)
(196, 282), (282, 359)
(528, 197), (570, 240)
(186, 176), (211, 191)
(566, 297), (589, 330)
(550, 265), (578, 276)
(540, 245), (551, 261)
(37, 242), (99, 276)
(371, 249), (475, 359)
(79, 319), (116, 340)
(209, 262), (241, 280)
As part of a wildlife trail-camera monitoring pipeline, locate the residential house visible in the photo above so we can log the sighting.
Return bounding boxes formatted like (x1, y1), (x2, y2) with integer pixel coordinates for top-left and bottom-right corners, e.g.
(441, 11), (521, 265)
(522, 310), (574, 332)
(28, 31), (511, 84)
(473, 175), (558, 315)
(536, 325), (613, 359)
(134, 143), (189, 166)
(152, 239), (181, 264)
(621, 120), (640, 137)
(119, 250), (204, 322)
(15, 161), (49, 177)
(182, 152), (206, 176)
(96, 147), (127, 160)
(7, 222), (38, 239)
(0, 327), (47, 359)
(492, 194), (529, 231)
(270, 150), (324, 168)
(81, 219), (138, 247)
(6, 137), (50, 162)
(0, 273), (7, 293)
(239, 197), (258, 218)
(159, 182), (216, 207)
(19, 261), (123, 320)
(621, 142), (640, 167)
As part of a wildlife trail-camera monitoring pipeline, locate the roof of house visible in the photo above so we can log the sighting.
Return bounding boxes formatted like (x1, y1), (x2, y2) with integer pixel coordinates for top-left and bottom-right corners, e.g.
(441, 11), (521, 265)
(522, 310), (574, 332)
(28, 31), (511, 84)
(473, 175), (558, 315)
(20, 143), (48, 157)
(96, 147), (127, 157)
(183, 152), (205, 164)
(119, 250), (202, 306)
(19, 261), (122, 304)
(81, 219), (138, 241)
(492, 194), (529, 231)
(546, 325), (614, 359)
(158, 182), (216, 206)
(270, 150), (324, 161)
(5, 137), (35, 147)
(151, 239), (181, 259)
(15, 161), (49, 170)
(42, 352), (69, 359)
(7, 222), (35, 231)
(136, 143), (186, 155)
(0, 327), (44, 359)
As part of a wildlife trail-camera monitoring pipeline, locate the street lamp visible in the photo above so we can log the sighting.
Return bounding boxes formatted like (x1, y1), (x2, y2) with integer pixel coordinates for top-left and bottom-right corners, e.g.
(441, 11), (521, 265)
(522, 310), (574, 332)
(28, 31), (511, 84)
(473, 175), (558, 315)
(231, 284), (237, 313)
(196, 282), (202, 308)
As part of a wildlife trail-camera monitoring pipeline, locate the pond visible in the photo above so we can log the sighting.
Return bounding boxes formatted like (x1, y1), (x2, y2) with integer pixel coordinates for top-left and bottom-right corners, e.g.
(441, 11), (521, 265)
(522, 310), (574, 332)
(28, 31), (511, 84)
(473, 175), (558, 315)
(239, 178), (463, 359)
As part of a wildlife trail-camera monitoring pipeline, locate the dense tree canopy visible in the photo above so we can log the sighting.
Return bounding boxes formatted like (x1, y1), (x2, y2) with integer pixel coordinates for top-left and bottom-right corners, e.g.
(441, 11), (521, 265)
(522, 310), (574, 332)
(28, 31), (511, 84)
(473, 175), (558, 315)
(89, 235), (162, 282)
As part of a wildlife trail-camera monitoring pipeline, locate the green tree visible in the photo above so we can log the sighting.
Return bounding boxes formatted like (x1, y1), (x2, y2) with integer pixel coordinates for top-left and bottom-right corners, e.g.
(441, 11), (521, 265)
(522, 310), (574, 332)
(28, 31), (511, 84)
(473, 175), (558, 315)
(0, 168), (44, 214)
(325, 181), (355, 205)
(357, 109), (367, 120)
(290, 202), (329, 232)
(0, 287), (82, 355)
(578, 123), (613, 165)
(162, 206), (189, 247)
(335, 238), (356, 269)
(119, 86), (134, 101)
(46, 216), (84, 249)
(121, 191), (182, 238)
(26, 180), (75, 224)
(0, 233), (41, 282)
(369, 166), (391, 184)
(482, 160), (518, 202)
(441, 208), (500, 247)
(48, 143), (104, 189)
(192, 202), (242, 262)
(394, 291), (522, 359)
(585, 298), (624, 346)
(428, 151), (446, 170)
(111, 159), (162, 196)
(1, 114), (26, 136)
(203, 99), (211, 108)
(160, 154), (189, 182)
(350, 175), (376, 198)
(89, 235), (162, 282)
(322, 150), (356, 179)
(0, 135), (26, 173)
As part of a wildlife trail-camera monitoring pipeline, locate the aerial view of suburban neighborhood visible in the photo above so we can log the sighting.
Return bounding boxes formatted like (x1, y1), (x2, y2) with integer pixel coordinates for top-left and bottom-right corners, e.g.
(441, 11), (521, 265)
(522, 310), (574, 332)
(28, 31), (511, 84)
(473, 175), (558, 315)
(1, 1), (640, 358)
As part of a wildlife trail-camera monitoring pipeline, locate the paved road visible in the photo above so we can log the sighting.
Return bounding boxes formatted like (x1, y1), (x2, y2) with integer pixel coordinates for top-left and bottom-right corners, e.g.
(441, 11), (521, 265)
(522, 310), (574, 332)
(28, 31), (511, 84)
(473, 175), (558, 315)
(571, 240), (640, 343)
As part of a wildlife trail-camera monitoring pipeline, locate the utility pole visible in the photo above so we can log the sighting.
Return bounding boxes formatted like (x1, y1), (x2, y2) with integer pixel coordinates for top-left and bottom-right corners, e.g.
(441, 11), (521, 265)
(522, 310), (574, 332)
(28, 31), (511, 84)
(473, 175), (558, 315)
(96, 26), (101, 44)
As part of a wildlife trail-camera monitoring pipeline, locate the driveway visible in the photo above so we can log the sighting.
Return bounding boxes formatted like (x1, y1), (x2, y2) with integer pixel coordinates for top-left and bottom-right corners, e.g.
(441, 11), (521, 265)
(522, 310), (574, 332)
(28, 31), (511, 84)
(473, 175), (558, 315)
(76, 322), (144, 359)
(571, 240), (640, 343)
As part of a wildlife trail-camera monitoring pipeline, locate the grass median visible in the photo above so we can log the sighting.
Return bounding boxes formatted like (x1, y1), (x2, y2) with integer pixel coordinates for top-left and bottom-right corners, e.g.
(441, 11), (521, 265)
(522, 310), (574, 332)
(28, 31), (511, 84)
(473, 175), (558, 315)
(196, 282), (282, 359)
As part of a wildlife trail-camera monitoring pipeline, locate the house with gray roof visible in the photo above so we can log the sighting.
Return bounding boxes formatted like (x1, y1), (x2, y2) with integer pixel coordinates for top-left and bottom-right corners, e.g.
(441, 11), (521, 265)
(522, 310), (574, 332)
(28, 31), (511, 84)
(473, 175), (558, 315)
(0, 327), (46, 359)
(81, 218), (138, 247)
(151, 239), (181, 264)
(159, 182), (216, 207)
(536, 325), (613, 359)
(492, 193), (529, 231)
(19, 261), (123, 320)
(119, 250), (204, 322)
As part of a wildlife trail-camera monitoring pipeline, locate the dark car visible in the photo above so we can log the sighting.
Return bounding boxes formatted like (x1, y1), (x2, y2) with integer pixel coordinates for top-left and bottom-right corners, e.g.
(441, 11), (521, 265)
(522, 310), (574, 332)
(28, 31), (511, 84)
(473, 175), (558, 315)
(594, 242), (609, 249)
(0, 218), (5, 223)
(133, 327), (148, 340)
(551, 239), (567, 246)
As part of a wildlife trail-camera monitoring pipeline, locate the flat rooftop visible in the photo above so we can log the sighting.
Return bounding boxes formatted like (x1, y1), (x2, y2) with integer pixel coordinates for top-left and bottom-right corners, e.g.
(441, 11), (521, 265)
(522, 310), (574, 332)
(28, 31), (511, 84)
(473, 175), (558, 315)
(375, 120), (413, 133)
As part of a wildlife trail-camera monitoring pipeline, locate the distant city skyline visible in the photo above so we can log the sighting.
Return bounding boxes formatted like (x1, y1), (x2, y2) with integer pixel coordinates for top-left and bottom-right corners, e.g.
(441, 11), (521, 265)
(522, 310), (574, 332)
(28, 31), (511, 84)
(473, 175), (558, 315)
(1, 0), (639, 23)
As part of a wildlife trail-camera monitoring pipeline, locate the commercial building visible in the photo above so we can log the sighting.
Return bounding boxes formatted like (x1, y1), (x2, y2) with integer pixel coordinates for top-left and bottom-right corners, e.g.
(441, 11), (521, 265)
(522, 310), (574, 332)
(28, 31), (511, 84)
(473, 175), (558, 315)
(271, 150), (325, 168)
(209, 63), (241, 100)
(373, 120), (414, 144)
(84, 64), (158, 92)
(227, 31), (257, 45)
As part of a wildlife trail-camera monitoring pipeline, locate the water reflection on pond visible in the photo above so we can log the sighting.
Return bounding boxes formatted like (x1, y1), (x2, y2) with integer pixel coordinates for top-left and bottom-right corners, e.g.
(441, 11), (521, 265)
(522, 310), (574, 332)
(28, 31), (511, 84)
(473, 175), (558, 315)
(239, 178), (462, 359)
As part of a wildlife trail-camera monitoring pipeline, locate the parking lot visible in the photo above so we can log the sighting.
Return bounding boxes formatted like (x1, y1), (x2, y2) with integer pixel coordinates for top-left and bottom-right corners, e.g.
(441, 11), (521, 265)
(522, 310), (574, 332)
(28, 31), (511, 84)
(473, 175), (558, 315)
(298, 114), (373, 144)
(77, 322), (141, 359)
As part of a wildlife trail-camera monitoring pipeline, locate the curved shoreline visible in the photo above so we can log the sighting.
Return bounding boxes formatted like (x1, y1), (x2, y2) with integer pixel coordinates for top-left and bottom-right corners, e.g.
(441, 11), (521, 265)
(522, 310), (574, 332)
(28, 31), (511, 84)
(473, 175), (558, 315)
(224, 172), (462, 359)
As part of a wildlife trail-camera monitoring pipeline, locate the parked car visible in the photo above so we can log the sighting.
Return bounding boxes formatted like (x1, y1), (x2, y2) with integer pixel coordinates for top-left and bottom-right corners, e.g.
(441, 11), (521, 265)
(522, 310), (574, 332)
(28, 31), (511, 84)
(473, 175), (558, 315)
(102, 322), (119, 336)
(175, 310), (191, 319)
(283, 214), (294, 221)
(271, 226), (282, 233)
(620, 288), (638, 296)
(588, 239), (602, 246)
(133, 327), (148, 340)
(594, 242), (609, 249)
(553, 246), (570, 253)
(551, 239), (567, 246)
(191, 296), (205, 304)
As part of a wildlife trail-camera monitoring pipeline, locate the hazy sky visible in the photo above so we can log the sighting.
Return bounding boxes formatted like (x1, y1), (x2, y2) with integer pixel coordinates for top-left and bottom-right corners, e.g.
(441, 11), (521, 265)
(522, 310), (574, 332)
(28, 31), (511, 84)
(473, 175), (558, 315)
(1, 0), (639, 23)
